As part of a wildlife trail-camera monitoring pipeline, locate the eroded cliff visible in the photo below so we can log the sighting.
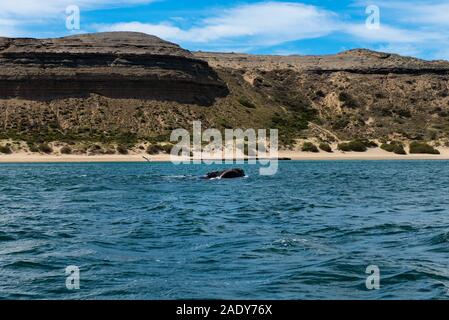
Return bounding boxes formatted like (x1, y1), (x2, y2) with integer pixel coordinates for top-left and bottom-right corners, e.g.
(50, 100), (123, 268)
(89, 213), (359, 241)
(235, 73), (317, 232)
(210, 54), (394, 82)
(1, 32), (449, 150)
(0, 32), (228, 105)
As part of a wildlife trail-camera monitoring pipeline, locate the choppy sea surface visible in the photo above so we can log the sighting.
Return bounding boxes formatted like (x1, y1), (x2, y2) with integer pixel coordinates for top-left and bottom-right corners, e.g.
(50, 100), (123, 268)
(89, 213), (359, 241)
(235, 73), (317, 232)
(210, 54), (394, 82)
(1, 161), (449, 299)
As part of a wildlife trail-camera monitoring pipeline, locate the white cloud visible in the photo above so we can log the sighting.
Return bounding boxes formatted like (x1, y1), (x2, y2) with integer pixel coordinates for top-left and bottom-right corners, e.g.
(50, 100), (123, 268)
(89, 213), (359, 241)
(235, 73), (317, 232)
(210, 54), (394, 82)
(374, 44), (424, 58)
(353, 0), (449, 26)
(99, 2), (339, 46)
(348, 1), (449, 59)
(0, 0), (155, 36)
(98, 1), (449, 56)
(0, 18), (20, 37)
(430, 47), (449, 61)
(344, 23), (445, 44)
(0, 0), (153, 17)
(395, 2), (449, 28)
(99, 22), (185, 40)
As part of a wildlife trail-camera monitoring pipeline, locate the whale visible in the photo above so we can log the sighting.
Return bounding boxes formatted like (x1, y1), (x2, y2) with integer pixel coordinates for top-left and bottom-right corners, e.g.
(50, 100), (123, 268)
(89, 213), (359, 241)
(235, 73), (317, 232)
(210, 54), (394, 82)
(204, 168), (245, 179)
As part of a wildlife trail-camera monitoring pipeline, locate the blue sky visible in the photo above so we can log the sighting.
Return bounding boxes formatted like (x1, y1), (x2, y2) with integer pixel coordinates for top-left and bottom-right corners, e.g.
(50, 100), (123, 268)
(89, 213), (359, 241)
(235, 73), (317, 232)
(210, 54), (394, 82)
(0, 0), (448, 60)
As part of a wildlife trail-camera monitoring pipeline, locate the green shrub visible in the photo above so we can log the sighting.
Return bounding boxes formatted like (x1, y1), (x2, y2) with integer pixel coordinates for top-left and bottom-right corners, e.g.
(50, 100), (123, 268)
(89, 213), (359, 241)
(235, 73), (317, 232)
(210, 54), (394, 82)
(237, 97), (256, 109)
(409, 142), (440, 154)
(348, 141), (367, 152)
(302, 142), (319, 153)
(338, 92), (350, 102)
(381, 143), (394, 152)
(319, 142), (333, 153)
(337, 139), (376, 152)
(146, 144), (163, 155)
(348, 140), (367, 152)
(29, 144), (39, 153)
(393, 145), (407, 155)
(356, 139), (378, 148)
(381, 141), (406, 155)
(394, 108), (412, 118)
(60, 146), (72, 154)
(337, 142), (350, 152)
(116, 145), (129, 155)
(271, 114), (310, 146)
(338, 92), (358, 108)
(38, 143), (53, 154)
(0, 145), (12, 154)
(315, 90), (325, 98)
(161, 144), (174, 154)
(88, 144), (104, 155)
(332, 117), (350, 130)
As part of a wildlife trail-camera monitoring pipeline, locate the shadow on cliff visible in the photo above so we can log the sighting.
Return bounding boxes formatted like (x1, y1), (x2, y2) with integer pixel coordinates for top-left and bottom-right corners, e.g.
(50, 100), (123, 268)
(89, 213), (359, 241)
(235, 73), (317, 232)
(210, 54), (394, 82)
(0, 78), (229, 107)
(0, 53), (230, 107)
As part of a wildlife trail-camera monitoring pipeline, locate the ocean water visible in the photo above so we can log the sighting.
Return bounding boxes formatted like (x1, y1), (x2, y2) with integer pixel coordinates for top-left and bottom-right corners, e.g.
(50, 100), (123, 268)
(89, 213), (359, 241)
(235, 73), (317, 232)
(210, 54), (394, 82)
(0, 160), (449, 300)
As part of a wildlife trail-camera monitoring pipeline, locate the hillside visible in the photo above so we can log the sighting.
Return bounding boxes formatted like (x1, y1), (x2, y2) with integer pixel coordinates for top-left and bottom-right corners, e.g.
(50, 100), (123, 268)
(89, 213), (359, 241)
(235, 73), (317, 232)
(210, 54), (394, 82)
(0, 32), (449, 154)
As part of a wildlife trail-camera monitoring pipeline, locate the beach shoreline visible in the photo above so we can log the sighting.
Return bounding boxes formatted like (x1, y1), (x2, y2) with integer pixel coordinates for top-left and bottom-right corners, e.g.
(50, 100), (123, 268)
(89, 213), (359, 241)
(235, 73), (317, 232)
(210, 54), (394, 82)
(1, 148), (449, 163)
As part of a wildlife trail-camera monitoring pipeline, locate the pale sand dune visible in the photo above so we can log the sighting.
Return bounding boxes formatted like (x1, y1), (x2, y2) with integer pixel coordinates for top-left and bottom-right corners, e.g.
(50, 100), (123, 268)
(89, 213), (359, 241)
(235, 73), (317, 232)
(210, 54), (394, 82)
(280, 147), (449, 161)
(1, 148), (449, 163)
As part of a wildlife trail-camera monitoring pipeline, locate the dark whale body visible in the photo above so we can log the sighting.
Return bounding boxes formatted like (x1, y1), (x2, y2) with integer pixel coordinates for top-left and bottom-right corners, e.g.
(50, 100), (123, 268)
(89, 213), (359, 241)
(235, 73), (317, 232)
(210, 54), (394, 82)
(204, 168), (245, 179)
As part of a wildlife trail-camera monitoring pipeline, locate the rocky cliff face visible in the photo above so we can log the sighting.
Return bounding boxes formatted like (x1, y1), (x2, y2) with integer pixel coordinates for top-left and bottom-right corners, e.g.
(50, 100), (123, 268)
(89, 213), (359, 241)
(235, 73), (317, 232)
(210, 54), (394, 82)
(0, 32), (228, 105)
(195, 49), (449, 74)
(1, 32), (449, 147)
(196, 50), (449, 143)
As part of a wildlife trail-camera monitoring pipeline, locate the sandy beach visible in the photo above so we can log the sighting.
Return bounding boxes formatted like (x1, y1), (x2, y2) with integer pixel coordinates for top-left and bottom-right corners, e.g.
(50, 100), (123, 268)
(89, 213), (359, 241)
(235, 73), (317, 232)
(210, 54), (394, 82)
(1, 147), (449, 163)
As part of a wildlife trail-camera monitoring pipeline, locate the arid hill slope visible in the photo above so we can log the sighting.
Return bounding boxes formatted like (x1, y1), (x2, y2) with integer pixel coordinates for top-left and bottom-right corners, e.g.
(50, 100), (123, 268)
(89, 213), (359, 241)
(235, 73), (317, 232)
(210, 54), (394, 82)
(0, 32), (449, 150)
(196, 49), (449, 143)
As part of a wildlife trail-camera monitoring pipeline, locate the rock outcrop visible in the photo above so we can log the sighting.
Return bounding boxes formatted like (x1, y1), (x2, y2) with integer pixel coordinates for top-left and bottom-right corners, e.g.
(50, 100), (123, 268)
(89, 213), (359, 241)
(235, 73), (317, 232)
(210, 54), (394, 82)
(194, 49), (449, 74)
(0, 32), (228, 105)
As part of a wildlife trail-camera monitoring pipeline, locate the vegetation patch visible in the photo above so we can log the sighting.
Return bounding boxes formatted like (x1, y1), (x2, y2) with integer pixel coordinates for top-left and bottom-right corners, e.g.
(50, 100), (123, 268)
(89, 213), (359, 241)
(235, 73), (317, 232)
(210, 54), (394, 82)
(160, 144), (174, 154)
(60, 146), (72, 154)
(38, 143), (53, 154)
(1, 129), (138, 146)
(380, 141), (406, 155)
(116, 145), (129, 155)
(319, 142), (333, 153)
(338, 92), (358, 108)
(88, 144), (104, 155)
(409, 142), (440, 154)
(146, 144), (164, 155)
(237, 97), (257, 109)
(332, 116), (350, 130)
(28, 143), (39, 153)
(393, 108), (412, 118)
(302, 142), (319, 153)
(338, 139), (377, 152)
(0, 145), (12, 154)
(271, 114), (310, 147)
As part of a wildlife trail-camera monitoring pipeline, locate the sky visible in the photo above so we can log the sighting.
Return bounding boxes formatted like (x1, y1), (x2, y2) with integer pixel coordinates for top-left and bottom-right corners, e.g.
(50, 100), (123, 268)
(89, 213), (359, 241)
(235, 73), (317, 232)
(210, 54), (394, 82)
(0, 0), (448, 60)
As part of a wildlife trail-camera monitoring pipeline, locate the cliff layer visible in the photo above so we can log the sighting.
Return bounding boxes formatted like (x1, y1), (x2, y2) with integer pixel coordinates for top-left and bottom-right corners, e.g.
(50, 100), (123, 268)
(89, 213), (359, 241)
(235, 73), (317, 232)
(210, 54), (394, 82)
(0, 32), (228, 105)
